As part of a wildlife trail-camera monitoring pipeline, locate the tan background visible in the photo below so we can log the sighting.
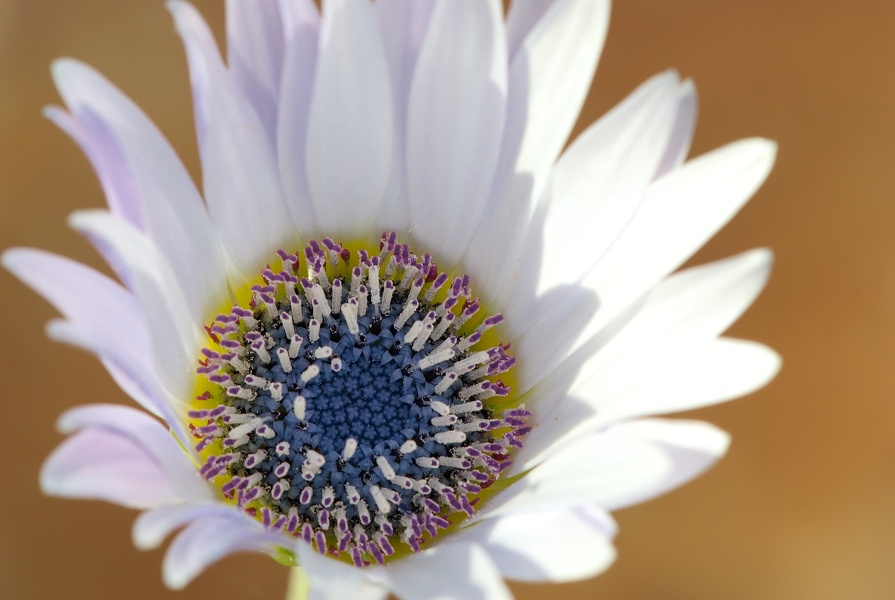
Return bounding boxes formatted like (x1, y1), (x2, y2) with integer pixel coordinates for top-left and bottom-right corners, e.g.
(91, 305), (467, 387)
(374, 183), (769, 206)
(1, 1), (893, 599)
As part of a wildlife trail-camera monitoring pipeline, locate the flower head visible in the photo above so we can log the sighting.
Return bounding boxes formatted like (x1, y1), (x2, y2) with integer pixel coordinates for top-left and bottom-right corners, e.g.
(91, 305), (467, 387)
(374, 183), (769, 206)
(4, 0), (779, 598)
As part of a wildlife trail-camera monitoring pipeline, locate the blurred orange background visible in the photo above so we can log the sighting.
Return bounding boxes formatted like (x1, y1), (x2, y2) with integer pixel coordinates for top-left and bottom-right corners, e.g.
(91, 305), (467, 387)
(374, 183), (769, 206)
(1, 1), (893, 599)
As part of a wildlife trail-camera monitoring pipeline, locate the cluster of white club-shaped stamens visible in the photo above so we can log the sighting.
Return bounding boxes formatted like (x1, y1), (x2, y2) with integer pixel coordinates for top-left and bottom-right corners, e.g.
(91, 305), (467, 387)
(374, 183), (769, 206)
(190, 233), (530, 566)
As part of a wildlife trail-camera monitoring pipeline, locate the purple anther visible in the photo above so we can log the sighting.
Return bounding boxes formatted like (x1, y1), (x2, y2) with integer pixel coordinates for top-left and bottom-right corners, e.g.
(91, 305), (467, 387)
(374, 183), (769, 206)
(351, 547), (365, 568)
(196, 364), (217, 375)
(483, 314), (504, 327)
(221, 477), (243, 495)
(273, 516), (287, 531)
(369, 543), (384, 565)
(188, 409), (209, 419)
(262, 507), (273, 527)
(422, 514), (438, 537)
(301, 523), (313, 543)
(338, 534), (351, 553)
(209, 405), (228, 418)
(422, 497), (440, 513)
(300, 487), (313, 505)
(378, 536), (395, 556)
(287, 514), (300, 534)
(469, 470), (490, 483)
(504, 416), (526, 427)
(274, 463), (290, 478)
(459, 482), (482, 494)
(208, 374), (231, 384)
(460, 496), (475, 517)
(379, 521), (394, 536)
(409, 515), (422, 538)
(429, 515), (451, 530)
(314, 531), (327, 555)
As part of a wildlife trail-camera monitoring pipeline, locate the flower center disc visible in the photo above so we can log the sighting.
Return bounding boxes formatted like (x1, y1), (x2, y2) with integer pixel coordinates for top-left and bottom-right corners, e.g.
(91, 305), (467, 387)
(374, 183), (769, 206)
(189, 232), (529, 567)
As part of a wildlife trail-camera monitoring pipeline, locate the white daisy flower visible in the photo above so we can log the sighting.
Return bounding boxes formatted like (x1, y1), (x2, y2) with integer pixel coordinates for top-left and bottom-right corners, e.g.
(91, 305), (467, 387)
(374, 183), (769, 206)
(3, 1), (780, 598)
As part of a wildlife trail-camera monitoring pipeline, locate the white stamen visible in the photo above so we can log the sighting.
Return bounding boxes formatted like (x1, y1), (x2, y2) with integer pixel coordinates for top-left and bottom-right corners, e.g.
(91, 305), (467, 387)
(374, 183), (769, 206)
(244, 374), (269, 388)
(450, 400), (483, 414)
(290, 294), (304, 323)
(434, 372), (458, 395)
(395, 299), (418, 330)
(429, 400), (450, 416)
(293, 395), (306, 420)
(399, 439), (418, 455)
(280, 312), (295, 338)
(437, 456), (472, 469)
(345, 484), (361, 504)
(391, 475), (415, 490)
(255, 424), (276, 439)
(228, 356), (248, 373)
(432, 312), (455, 339)
(380, 280), (395, 314)
(269, 382), (284, 400)
(376, 456), (397, 480)
(458, 381), (491, 400)
(311, 284), (331, 315)
(226, 386), (255, 400)
(245, 449), (267, 469)
(228, 417), (267, 440)
(445, 351), (490, 375)
(251, 341), (272, 364)
(314, 346), (333, 359)
(412, 322), (434, 352)
(369, 485), (392, 514)
(288, 334), (303, 359)
(403, 320), (424, 344)
(434, 430), (467, 445)
(330, 356), (343, 372)
(301, 364), (320, 383)
(275, 441), (291, 457)
(368, 263), (380, 307)
(321, 486), (335, 508)
(277, 347), (293, 373)
(331, 278), (343, 315)
(415, 456), (439, 469)
(342, 438), (358, 461)
(342, 300), (360, 335)
(357, 285), (368, 317)
(430, 415), (458, 427)
(309, 319), (321, 343)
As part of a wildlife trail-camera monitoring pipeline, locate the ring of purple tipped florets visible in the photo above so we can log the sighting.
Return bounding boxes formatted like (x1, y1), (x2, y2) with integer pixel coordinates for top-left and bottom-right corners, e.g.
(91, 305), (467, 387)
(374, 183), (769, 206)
(190, 233), (529, 567)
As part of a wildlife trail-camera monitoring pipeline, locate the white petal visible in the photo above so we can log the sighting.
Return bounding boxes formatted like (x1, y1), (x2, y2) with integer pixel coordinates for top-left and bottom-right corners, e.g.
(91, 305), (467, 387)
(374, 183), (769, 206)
(276, 0), (321, 235)
(305, 0), (394, 239)
(595, 248), (774, 362)
(505, 0), (553, 58)
(226, 0), (287, 143)
(43, 105), (143, 228)
(163, 514), (288, 589)
(584, 138), (777, 334)
(537, 71), (683, 291)
(465, 505), (616, 583)
(483, 418), (729, 516)
(386, 542), (512, 600)
(69, 210), (199, 403)
(405, 0), (507, 265)
(134, 503), (246, 550)
(655, 78), (697, 177)
(294, 544), (387, 600)
(41, 428), (180, 509)
(56, 404), (212, 502)
(469, 0), (610, 302)
(169, 1), (291, 277)
(578, 338), (781, 427)
(2, 248), (166, 417)
(50, 59), (226, 321)
(509, 244), (775, 472)
(372, 0), (435, 232)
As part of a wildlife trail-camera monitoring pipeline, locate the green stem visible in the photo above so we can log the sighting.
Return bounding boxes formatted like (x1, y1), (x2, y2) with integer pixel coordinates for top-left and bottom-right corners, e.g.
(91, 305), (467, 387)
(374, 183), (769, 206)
(286, 566), (310, 600)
